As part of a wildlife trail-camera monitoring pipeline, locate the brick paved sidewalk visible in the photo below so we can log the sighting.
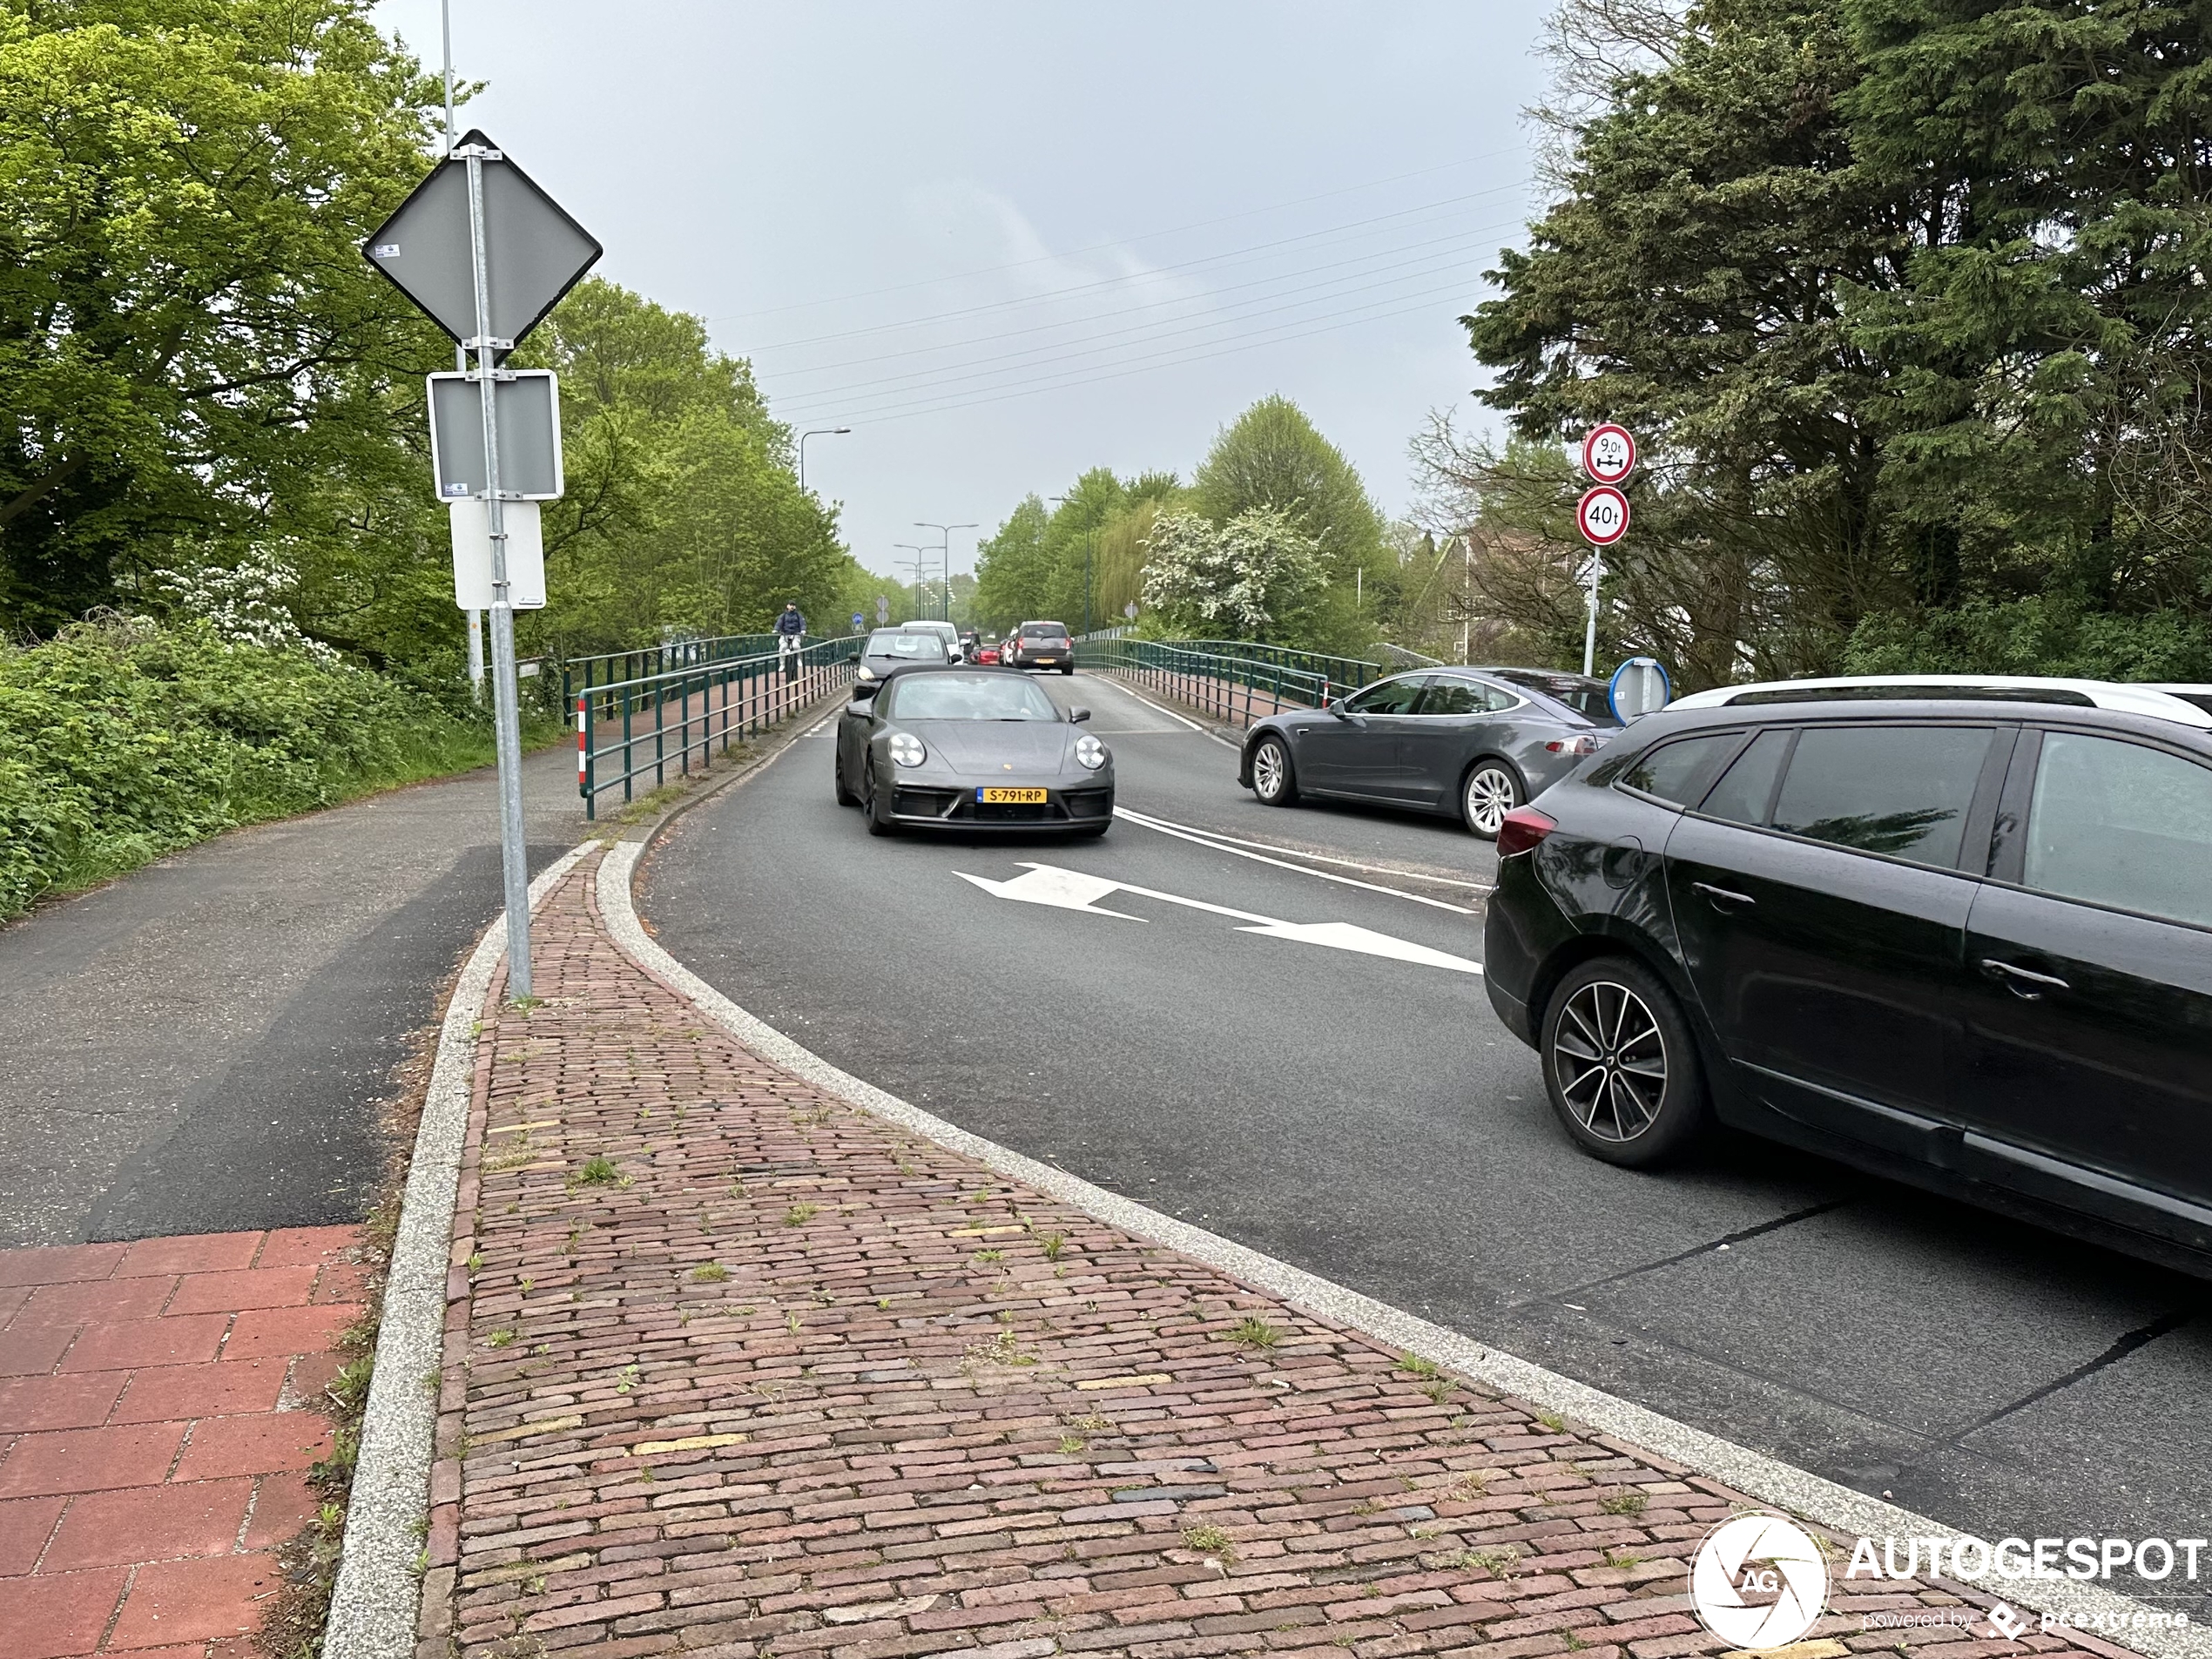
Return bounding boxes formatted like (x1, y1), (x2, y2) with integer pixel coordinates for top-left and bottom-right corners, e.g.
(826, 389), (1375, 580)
(429, 854), (2120, 1659)
(0, 1226), (365, 1657)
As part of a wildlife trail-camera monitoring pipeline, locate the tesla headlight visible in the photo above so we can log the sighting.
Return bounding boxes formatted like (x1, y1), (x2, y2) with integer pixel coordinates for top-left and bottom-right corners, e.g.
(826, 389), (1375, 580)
(1075, 733), (1107, 771)
(888, 732), (927, 768)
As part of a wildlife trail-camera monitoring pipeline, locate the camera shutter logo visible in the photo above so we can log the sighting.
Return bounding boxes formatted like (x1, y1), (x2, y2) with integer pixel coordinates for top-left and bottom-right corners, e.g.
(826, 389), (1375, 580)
(1690, 1514), (1830, 1649)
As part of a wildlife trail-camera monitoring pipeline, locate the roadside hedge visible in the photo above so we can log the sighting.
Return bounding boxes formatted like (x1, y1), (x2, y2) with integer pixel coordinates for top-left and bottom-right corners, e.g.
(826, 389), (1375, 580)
(0, 617), (499, 921)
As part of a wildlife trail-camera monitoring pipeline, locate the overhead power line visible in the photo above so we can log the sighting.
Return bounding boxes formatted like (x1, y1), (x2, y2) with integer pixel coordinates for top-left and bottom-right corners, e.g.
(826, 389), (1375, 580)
(707, 145), (1527, 325)
(768, 220), (1504, 383)
(772, 240), (1502, 417)
(781, 283), (1482, 428)
(745, 179), (1532, 355)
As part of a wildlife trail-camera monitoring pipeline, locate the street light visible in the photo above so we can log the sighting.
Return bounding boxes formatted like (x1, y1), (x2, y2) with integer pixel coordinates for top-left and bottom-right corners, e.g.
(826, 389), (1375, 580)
(914, 522), (976, 622)
(893, 543), (932, 618)
(1048, 496), (1096, 637)
(798, 427), (851, 492)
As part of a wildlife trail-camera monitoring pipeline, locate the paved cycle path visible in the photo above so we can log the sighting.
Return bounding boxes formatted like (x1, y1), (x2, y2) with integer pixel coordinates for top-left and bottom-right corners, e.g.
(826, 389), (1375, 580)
(0, 743), (590, 1249)
(417, 852), (2120, 1659)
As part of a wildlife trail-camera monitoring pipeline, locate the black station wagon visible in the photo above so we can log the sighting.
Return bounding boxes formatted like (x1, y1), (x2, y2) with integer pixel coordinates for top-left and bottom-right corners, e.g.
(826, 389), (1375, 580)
(1482, 678), (2212, 1274)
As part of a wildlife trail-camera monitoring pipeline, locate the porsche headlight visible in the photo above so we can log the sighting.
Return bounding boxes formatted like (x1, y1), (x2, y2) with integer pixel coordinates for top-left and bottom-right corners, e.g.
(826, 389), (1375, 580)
(1075, 733), (1107, 771)
(888, 732), (927, 768)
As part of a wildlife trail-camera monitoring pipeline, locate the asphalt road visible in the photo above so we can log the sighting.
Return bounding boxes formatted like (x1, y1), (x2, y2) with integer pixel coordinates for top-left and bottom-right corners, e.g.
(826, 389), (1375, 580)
(640, 669), (2212, 1615)
(0, 743), (590, 1247)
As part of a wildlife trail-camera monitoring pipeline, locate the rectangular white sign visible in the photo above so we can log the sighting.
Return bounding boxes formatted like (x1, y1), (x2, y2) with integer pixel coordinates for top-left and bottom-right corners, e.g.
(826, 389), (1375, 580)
(449, 498), (547, 610)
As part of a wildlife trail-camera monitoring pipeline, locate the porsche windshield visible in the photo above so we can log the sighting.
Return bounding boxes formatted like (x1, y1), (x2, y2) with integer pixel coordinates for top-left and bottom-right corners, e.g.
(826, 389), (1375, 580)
(887, 674), (1061, 721)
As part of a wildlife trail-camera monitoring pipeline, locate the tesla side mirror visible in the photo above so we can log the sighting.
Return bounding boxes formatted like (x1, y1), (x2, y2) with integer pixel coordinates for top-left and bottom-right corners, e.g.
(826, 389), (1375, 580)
(1069, 706), (1091, 724)
(1328, 699), (1353, 721)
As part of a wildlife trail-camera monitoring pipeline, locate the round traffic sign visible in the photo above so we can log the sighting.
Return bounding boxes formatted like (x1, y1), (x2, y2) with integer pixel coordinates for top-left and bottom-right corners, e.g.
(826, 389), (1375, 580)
(1576, 484), (1630, 546)
(1608, 656), (1671, 721)
(1581, 423), (1636, 485)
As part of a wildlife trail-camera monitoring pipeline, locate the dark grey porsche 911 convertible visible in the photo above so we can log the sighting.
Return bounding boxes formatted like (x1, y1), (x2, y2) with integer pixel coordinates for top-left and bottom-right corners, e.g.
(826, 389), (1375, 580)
(834, 666), (1113, 835)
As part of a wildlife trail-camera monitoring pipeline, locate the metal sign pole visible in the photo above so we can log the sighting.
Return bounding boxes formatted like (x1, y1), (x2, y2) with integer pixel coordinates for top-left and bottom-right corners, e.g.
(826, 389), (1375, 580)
(462, 142), (532, 999)
(1581, 554), (1603, 678)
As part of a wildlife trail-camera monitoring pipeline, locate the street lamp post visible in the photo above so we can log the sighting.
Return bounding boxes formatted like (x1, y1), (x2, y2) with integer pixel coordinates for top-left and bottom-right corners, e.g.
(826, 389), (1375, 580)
(1047, 496), (1094, 637)
(914, 522), (976, 622)
(797, 426), (850, 493)
(893, 543), (932, 618)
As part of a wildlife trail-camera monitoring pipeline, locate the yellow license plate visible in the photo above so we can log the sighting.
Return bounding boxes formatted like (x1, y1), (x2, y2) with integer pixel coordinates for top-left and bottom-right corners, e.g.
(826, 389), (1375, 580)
(1033, 655), (1056, 664)
(979, 787), (1048, 804)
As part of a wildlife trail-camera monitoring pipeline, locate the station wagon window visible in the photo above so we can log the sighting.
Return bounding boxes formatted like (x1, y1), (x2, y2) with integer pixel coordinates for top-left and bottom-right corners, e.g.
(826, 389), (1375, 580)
(1697, 729), (1792, 826)
(2023, 733), (2212, 928)
(1341, 677), (1426, 716)
(1768, 725), (1993, 868)
(1618, 733), (1740, 804)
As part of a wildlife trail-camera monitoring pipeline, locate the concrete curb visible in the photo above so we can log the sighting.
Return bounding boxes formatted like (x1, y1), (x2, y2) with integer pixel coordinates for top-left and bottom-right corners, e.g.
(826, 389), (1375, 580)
(321, 843), (590, 1659)
(597, 832), (2198, 1659)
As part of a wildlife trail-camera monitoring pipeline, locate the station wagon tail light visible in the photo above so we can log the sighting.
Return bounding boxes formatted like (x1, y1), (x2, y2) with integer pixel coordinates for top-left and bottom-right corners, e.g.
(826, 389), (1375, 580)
(1496, 806), (1556, 858)
(1544, 733), (1604, 756)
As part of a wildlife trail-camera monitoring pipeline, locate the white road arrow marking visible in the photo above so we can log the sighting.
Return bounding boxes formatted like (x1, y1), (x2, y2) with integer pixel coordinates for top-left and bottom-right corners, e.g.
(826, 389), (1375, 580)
(952, 865), (1147, 920)
(953, 862), (1482, 975)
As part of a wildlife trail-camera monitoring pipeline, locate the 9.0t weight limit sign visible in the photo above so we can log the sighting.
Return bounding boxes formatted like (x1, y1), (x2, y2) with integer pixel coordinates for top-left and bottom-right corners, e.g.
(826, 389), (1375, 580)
(1581, 422), (1636, 485)
(1576, 484), (1630, 546)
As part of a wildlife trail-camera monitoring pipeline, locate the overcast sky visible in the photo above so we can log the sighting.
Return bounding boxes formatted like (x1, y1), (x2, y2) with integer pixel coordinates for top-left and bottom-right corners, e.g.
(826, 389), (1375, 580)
(370, 2), (1554, 587)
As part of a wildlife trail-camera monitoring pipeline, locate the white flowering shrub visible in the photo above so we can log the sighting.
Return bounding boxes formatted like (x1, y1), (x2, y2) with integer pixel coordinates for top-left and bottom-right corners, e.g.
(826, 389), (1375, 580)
(1138, 506), (1325, 638)
(149, 546), (340, 663)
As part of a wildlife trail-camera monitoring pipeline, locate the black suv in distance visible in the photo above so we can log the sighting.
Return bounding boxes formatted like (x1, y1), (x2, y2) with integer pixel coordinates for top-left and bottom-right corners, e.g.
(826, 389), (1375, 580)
(1482, 684), (2212, 1274)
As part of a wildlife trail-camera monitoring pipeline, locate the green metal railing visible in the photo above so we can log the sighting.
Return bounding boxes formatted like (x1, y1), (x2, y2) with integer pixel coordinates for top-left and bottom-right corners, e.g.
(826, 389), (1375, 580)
(575, 635), (862, 818)
(1159, 639), (1382, 691)
(1076, 637), (1337, 729)
(562, 632), (781, 710)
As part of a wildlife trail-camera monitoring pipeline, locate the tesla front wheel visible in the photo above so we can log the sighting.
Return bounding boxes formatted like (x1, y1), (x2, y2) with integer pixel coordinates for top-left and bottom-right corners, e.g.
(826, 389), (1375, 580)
(1540, 956), (1706, 1168)
(1251, 736), (1298, 806)
(1461, 761), (1521, 839)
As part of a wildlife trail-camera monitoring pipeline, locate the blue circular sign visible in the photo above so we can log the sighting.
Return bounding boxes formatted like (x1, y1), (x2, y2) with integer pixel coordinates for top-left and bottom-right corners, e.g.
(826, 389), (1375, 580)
(1608, 656), (1671, 721)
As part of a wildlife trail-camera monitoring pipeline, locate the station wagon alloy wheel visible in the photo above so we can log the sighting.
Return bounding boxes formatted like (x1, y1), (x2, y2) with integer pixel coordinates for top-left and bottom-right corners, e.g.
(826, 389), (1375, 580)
(1552, 979), (1668, 1143)
(1462, 764), (1520, 838)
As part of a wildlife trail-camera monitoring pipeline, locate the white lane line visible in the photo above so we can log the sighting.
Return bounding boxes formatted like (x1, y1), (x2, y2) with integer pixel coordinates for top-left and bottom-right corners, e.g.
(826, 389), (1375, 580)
(597, 839), (2201, 1659)
(1114, 806), (1476, 914)
(1117, 806), (1495, 893)
(1093, 675), (1238, 748)
(954, 861), (1484, 975)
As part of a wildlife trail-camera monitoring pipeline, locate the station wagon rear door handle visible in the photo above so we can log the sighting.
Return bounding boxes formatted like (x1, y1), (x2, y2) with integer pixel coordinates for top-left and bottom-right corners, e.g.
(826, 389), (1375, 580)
(1690, 881), (1756, 910)
(1979, 958), (2071, 998)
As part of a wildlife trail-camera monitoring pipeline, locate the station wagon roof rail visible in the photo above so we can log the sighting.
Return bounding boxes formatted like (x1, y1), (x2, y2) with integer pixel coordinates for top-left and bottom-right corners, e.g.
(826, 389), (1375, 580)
(1669, 674), (2212, 729)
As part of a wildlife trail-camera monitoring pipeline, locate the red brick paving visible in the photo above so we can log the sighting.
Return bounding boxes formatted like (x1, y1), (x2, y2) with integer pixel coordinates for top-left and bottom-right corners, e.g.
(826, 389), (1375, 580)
(0, 1225), (363, 1656)
(421, 854), (2128, 1659)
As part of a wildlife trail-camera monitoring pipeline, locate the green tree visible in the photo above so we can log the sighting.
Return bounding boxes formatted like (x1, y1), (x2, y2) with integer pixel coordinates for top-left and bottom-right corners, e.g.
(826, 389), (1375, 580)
(1190, 396), (1391, 651)
(1464, 0), (1892, 678)
(510, 280), (854, 658)
(0, 0), (446, 633)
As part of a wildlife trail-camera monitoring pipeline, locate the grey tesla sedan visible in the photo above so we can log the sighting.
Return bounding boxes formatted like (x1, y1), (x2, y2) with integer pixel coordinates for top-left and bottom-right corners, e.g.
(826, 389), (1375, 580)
(1236, 666), (1620, 839)
(836, 666), (1113, 835)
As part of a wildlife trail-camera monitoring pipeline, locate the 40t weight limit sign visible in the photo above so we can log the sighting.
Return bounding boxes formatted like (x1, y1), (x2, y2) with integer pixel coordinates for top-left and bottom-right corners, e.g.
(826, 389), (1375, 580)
(1577, 484), (1630, 546)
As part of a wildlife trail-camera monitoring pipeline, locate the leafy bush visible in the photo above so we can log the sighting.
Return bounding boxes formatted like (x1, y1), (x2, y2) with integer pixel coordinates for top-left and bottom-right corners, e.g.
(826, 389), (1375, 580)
(1844, 597), (2212, 683)
(0, 616), (500, 921)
